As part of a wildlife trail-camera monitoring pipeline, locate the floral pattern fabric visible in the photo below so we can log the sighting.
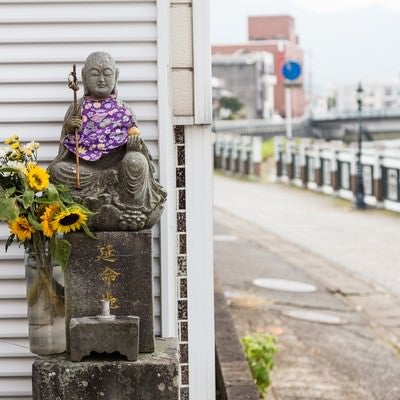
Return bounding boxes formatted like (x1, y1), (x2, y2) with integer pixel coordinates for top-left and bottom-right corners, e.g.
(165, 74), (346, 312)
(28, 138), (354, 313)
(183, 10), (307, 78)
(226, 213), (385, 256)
(63, 96), (136, 161)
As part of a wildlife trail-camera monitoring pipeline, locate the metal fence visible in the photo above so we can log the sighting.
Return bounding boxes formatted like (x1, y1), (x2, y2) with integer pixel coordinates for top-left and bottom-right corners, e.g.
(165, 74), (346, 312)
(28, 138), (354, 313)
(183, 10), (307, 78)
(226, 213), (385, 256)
(275, 137), (400, 213)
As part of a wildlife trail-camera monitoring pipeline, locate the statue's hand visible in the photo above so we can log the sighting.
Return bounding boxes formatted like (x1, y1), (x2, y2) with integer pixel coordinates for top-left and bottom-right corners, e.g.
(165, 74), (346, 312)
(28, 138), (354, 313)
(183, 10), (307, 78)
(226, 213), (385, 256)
(64, 115), (83, 133)
(127, 134), (143, 152)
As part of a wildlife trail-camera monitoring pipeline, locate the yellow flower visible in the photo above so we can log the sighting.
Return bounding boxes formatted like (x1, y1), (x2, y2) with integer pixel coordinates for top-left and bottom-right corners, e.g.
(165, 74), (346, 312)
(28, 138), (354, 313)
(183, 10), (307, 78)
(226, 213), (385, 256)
(5, 134), (19, 145)
(128, 127), (141, 136)
(11, 141), (21, 150)
(30, 141), (40, 150)
(51, 208), (88, 234)
(9, 216), (34, 241)
(40, 204), (60, 238)
(8, 149), (23, 161)
(26, 163), (49, 192)
(21, 146), (33, 157)
(77, 146), (87, 155)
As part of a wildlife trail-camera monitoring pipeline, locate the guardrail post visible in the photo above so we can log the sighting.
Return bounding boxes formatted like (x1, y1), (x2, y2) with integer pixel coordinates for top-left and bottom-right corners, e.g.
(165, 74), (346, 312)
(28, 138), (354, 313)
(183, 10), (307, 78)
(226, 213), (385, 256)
(214, 135), (222, 170)
(299, 141), (307, 186)
(315, 146), (322, 188)
(274, 136), (283, 178)
(252, 136), (262, 177)
(350, 149), (357, 196)
(374, 152), (383, 204)
(226, 136), (233, 173)
(331, 148), (339, 192)
(286, 140), (294, 180)
(240, 137), (247, 175)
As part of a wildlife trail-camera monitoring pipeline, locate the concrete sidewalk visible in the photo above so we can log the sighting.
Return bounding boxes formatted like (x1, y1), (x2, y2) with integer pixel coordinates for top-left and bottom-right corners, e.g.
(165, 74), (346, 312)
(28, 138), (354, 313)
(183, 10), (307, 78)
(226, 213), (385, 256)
(213, 175), (400, 400)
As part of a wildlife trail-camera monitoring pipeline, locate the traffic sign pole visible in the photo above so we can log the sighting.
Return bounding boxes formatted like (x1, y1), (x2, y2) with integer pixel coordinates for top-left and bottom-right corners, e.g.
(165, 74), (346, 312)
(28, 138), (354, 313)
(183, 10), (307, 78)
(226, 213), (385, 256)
(282, 60), (302, 179)
(285, 86), (292, 140)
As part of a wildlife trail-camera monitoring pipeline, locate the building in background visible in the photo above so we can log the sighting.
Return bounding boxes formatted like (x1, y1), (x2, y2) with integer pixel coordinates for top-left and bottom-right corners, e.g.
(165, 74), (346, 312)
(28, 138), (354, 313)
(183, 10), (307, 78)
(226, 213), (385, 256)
(334, 81), (400, 114)
(212, 15), (306, 118)
(212, 51), (277, 120)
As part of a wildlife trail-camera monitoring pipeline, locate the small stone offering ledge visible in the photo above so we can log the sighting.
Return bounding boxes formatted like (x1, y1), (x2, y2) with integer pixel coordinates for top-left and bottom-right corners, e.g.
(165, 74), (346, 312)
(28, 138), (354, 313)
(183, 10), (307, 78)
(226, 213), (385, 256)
(32, 338), (178, 399)
(69, 316), (140, 362)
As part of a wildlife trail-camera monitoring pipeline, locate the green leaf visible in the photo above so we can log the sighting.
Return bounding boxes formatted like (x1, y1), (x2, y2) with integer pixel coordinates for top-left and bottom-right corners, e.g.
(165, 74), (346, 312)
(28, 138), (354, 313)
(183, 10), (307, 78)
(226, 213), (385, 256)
(0, 166), (23, 175)
(75, 203), (96, 217)
(51, 238), (71, 271)
(4, 186), (16, 197)
(59, 190), (74, 205)
(34, 197), (58, 205)
(82, 223), (97, 240)
(241, 333), (277, 396)
(45, 183), (59, 202)
(5, 234), (15, 252)
(27, 213), (42, 231)
(22, 188), (34, 209)
(0, 198), (19, 221)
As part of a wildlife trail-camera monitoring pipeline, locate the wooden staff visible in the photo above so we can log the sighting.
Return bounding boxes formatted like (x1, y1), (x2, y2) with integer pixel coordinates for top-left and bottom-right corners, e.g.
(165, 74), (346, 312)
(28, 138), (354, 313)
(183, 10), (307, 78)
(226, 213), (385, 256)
(68, 64), (81, 189)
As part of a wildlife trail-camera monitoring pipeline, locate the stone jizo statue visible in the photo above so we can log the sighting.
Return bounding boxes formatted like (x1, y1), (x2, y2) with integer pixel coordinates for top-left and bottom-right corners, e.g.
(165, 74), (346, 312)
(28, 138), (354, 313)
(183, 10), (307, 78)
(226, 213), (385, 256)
(48, 51), (167, 231)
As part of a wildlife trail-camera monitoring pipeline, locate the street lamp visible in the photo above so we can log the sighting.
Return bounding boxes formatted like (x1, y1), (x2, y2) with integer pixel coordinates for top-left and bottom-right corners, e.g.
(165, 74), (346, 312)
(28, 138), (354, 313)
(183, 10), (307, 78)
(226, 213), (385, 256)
(355, 82), (366, 209)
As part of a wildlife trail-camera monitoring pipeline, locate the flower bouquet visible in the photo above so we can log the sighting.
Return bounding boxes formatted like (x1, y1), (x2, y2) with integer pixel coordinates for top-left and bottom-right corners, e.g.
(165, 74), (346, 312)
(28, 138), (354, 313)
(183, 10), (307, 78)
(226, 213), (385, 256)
(0, 134), (94, 354)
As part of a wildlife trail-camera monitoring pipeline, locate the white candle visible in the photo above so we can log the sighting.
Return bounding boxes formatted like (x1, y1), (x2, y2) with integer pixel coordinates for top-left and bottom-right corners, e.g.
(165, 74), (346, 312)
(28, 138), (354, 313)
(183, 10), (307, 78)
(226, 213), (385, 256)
(101, 300), (110, 316)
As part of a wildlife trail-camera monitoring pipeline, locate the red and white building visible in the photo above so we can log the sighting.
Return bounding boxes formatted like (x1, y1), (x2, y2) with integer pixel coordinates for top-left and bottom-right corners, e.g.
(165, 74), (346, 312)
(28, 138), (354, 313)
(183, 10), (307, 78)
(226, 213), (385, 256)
(213, 15), (306, 118)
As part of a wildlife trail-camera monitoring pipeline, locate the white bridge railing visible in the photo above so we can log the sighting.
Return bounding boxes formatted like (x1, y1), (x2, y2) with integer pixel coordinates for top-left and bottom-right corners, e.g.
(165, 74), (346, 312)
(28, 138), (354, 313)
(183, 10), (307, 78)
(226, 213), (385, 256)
(213, 132), (263, 177)
(275, 137), (400, 213)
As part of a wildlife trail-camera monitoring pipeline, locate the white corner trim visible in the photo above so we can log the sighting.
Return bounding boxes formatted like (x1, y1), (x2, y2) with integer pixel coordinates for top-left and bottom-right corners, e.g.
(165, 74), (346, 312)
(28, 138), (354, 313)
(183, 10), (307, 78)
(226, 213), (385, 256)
(157, 0), (177, 338)
(185, 125), (215, 399)
(173, 116), (195, 126)
(192, 0), (212, 125)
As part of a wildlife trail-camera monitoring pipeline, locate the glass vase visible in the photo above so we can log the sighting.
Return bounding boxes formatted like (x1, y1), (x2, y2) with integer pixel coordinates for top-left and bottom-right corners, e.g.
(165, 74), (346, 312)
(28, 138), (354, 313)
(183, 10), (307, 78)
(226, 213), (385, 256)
(25, 251), (66, 355)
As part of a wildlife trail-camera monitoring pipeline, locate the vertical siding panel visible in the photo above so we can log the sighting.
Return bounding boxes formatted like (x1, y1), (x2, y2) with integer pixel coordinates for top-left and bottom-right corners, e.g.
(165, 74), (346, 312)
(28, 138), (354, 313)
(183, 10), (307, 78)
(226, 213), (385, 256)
(0, 1), (159, 398)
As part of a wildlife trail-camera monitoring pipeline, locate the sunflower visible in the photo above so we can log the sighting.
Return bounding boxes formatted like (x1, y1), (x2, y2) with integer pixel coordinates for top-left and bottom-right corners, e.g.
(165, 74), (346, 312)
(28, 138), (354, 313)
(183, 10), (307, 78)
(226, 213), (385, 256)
(26, 163), (49, 192)
(40, 204), (60, 238)
(9, 216), (35, 241)
(4, 134), (19, 145)
(51, 208), (88, 234)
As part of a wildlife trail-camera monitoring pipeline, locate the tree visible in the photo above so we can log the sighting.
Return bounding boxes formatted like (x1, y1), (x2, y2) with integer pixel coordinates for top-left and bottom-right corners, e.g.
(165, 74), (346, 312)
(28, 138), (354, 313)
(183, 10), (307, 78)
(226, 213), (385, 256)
(219, 96), (244, 118)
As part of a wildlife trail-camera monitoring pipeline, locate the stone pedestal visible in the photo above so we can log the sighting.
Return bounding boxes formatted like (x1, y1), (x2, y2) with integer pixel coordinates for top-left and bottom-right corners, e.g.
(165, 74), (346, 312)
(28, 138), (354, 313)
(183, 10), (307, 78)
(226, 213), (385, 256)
(69, 316), (139, 361)
(32, 338), (178, 400)
(65, 231), (154, 353)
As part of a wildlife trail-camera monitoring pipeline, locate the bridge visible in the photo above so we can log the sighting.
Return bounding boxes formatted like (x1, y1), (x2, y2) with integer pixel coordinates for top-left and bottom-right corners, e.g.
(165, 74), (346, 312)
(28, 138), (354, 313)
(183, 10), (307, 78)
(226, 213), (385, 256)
(212, 110), (400, 141)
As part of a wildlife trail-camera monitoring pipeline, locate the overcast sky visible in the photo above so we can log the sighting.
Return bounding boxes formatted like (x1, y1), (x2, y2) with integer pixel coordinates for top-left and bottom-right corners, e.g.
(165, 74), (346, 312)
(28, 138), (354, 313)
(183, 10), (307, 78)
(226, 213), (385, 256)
(210, 0), (400, 93)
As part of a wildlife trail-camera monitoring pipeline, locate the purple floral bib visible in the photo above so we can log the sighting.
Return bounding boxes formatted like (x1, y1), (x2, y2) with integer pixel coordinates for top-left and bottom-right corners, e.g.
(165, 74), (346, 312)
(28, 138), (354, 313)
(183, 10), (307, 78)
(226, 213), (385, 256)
(63, 96), (135, 161)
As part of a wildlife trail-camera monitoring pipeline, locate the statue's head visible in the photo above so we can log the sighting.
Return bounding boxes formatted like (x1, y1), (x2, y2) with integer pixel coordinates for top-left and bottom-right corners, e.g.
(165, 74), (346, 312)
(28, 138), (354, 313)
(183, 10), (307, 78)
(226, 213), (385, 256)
(82, 51), (119, 98)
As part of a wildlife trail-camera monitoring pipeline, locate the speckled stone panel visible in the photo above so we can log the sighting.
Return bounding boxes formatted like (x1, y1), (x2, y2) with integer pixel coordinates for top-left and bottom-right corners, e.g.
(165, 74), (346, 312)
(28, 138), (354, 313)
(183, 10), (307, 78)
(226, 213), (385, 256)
(175, 126), (185, 144)
(179, 321), (188, 342)
(178, 189), (186, 210)
(177, 256), (187, 276)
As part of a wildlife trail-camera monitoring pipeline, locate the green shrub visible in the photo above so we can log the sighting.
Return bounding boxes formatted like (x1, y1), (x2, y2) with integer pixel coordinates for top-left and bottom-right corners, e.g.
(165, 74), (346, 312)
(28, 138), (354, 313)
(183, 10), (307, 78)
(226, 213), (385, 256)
(261, 138), (275, 161)
(241, 333), (277, 397)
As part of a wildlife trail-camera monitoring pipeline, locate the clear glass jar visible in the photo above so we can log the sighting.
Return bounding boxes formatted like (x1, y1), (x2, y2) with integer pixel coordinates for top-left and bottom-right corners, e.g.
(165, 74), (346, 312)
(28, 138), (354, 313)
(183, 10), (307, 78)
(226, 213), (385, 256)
(25, 251), (66, 355)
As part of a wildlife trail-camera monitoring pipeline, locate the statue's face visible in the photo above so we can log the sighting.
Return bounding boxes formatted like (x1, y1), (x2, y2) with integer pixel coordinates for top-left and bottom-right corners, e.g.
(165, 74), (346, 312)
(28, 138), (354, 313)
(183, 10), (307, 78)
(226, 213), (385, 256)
(84, 63), (116, 99)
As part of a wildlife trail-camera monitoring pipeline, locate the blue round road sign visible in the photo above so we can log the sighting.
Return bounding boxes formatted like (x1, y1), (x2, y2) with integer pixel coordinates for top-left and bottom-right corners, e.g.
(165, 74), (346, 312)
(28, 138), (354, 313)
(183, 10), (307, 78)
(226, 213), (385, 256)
(282, 60), (302, 81)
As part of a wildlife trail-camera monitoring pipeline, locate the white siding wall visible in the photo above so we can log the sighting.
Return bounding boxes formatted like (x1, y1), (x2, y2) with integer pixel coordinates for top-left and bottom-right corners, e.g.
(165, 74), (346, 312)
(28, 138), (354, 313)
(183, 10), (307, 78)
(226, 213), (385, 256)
(0, 1), (161, 398)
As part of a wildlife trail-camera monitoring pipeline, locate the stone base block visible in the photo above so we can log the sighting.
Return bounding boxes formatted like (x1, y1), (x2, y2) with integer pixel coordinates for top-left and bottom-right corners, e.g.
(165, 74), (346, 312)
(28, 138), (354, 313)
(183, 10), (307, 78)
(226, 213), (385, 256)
(32, 338), (178, 400)
(69, 316), (139, 362)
